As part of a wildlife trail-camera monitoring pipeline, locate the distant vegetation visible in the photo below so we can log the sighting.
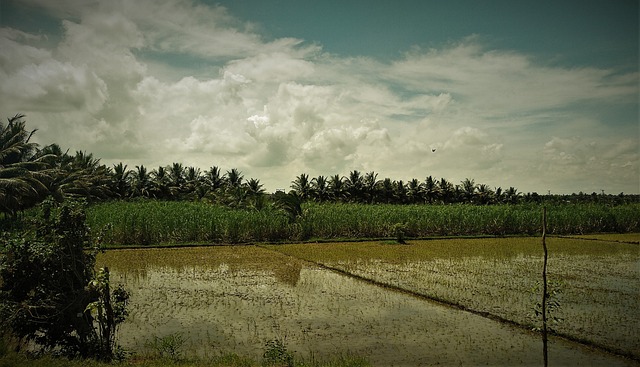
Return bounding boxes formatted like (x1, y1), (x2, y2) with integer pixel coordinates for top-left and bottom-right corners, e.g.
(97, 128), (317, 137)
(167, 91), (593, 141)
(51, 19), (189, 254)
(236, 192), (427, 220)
(1, 113), (638, 222)
(86, 200), (639, 246)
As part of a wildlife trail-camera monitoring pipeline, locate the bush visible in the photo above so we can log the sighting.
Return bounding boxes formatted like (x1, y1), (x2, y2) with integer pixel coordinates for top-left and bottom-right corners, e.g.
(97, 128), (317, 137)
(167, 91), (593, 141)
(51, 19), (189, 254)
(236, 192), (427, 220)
(263, 338), (293, 367)
(0, 199), (129, 361)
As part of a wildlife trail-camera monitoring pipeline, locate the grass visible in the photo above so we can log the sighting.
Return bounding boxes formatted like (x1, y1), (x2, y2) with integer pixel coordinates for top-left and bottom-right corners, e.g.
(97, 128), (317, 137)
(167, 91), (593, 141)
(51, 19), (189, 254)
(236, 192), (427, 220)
(86, 200), (640, 246)
(0, 352), (370, 367)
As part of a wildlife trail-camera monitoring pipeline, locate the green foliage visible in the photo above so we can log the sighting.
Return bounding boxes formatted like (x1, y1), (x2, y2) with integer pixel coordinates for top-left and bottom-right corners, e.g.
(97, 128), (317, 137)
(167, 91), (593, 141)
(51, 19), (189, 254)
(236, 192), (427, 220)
(85, 268), (130, 360)
(0, 200), (129, 361)
(273, 191), (304, 224)
(529, 280), (564, 332)
(145, 332), (186, 362)
(390, 222), (407, 244)
(86, 201), (640, 246)
(262, 338), (294, 367)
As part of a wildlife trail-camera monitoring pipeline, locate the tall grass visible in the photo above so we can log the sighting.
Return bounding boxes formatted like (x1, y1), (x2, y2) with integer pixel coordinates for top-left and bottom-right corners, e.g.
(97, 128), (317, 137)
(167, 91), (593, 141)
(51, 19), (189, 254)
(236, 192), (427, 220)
(87, 200), (640, 246)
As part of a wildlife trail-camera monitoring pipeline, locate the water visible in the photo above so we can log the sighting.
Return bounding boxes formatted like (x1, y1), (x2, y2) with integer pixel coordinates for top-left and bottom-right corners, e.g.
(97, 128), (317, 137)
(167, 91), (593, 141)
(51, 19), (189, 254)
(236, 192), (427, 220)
(98, 246), (638, 366)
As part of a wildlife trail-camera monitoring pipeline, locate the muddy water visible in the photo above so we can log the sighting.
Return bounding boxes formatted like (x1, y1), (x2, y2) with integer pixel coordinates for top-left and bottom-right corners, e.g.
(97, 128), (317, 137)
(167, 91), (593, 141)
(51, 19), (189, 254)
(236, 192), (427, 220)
(98, 246), (637, 366)
(326, 250), (640, 358)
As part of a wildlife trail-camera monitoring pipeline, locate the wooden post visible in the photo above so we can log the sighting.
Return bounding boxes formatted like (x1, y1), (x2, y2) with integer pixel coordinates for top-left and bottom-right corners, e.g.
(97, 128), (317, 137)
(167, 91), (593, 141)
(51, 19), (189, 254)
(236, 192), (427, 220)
(542, 207), (548, 367)
(102, 267), (115, 357)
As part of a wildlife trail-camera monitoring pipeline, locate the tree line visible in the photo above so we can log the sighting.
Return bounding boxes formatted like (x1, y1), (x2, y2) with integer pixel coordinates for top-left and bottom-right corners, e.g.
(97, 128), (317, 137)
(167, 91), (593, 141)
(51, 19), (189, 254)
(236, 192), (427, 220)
(1, 114), (635, 219)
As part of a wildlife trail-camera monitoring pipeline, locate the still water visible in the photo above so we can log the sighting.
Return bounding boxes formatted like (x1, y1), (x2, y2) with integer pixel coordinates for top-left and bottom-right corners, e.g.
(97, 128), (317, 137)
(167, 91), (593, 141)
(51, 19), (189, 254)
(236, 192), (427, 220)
(97, 246), (637, 366)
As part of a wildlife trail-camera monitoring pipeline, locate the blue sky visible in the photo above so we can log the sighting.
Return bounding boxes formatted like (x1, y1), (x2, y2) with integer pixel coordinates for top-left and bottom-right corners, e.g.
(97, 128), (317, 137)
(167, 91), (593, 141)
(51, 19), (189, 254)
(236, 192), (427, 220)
(1, 0), (638, 194)
(216, 0), (637, 67)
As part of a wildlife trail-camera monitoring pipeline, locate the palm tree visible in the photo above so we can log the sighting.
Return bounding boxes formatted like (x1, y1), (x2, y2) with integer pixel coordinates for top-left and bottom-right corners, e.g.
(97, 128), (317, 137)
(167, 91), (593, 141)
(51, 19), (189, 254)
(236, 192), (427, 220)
(204, 166), (224, 192)
(225, 168), (243, 189)
(394, 180), (407, 204)
(311, 175), (329, 202)
(272, 191), (303, 224)
(363, 171), (381, 203)
(47, 151), (112, 201)
(0, 114), (51, 218)
(438, 178), (454, 203)
(111, 162), (131, 199)
(245, 178), (265, 210)
(328, 174), (345, 202)
(504, 187), (520, 204)
(131, 165), (151, 198)
(380, 178), (395, 203)
(476, 183), (494, 205)
(424, 176), (437, 203)
(221, 168), (245, 208)
(168, 163), (185, 195)
(461, 178), (476, 203)
(291, 173), (312, 201)
(494, 187), (504, 204)
(184, 166), (204, 200)
(407, 178), (423, 204)
(345, 170), (364, 203)
(150, 166), (172, 199)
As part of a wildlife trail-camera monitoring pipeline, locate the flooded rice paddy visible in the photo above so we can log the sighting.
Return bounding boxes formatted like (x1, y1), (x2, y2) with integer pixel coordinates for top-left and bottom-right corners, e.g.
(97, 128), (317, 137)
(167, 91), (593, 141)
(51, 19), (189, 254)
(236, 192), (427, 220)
(97, 237), (639, 366)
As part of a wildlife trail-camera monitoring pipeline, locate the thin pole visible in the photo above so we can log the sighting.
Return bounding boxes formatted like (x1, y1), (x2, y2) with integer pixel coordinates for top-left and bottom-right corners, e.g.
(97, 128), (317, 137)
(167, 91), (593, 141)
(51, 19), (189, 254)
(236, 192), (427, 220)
(542, 207), (548, 367)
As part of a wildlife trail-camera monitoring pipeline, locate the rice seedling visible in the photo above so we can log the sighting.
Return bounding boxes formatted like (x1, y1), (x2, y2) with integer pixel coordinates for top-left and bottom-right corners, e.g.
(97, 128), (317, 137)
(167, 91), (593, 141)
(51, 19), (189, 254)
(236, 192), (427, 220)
(95, 244), (637, 366)
(270, 237), (640, 359)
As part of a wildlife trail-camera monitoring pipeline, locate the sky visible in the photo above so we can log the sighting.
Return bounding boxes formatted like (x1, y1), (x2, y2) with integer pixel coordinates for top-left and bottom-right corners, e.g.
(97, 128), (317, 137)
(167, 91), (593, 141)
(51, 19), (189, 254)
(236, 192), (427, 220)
(0, 0), (638, 194)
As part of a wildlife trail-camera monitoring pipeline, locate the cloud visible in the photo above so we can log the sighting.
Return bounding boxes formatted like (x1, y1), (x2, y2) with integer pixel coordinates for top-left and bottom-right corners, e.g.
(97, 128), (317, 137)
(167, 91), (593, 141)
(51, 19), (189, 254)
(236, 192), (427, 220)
(0, 0), (637, 193)
(539, 136), (639, 193)
(387, 39), (638, 116)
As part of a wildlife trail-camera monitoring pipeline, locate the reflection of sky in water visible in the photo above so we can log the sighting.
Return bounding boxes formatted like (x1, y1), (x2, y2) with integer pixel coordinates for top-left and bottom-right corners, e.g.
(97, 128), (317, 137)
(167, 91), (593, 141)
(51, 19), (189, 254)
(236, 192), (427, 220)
(105, 249), (635, 366)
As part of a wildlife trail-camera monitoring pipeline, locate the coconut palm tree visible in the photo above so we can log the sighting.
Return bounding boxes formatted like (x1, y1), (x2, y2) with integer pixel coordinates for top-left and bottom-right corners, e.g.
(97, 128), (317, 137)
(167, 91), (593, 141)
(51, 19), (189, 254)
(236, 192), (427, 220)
(291, 173), (312, 201)
(424, 176), (437, 203)
(225, 168), (243, 189)
(438, 178), (454, 203)
(504, 187), (520, 204)
(45, 150), (112, 201)
(245, 177), (265, 210)
(476, 183), (494, 205)
(461, 178), (476, 203)
(345, 170), (364, 203)
(204, 166), (224, 192)
(184, 166), (204, 200)
(494, 187), (504, 204)
(168, 163), (185, 196)
(131, 165), (152, 198)
(0, 114), (51, 218)
(220, 168), (245, 208)
(328, 174), (345, 202)
(379, 178), (395, 203)
(363, 171), (381, 203)
(111, 162), (131, 198)
(394, 180), (407, 204)
(311, 175), (329, 202)
(150, 166), (172, 199)
(407, 178), (423, 204)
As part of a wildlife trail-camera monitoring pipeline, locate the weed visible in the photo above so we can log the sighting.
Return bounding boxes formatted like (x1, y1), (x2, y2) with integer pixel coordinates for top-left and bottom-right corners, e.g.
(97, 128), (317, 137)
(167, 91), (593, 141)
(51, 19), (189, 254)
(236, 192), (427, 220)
(145, 332), (186, 362)
(262, 338), (294, 367)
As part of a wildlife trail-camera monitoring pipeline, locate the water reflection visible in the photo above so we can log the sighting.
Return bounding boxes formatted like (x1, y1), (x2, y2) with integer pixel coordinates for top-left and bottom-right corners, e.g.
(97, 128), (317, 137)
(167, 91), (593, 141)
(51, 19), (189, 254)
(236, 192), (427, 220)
(97, 246), (635, 366)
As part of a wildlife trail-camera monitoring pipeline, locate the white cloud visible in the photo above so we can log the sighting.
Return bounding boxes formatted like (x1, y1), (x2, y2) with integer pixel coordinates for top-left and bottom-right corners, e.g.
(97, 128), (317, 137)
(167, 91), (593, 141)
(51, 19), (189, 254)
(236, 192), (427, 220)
(387, 40), (637, 116)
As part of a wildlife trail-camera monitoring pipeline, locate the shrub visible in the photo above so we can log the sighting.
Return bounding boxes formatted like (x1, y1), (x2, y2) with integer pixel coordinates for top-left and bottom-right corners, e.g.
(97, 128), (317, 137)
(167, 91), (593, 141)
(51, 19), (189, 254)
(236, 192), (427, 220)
(263, 338), (293, 367)
(0, 200), (129, 361)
